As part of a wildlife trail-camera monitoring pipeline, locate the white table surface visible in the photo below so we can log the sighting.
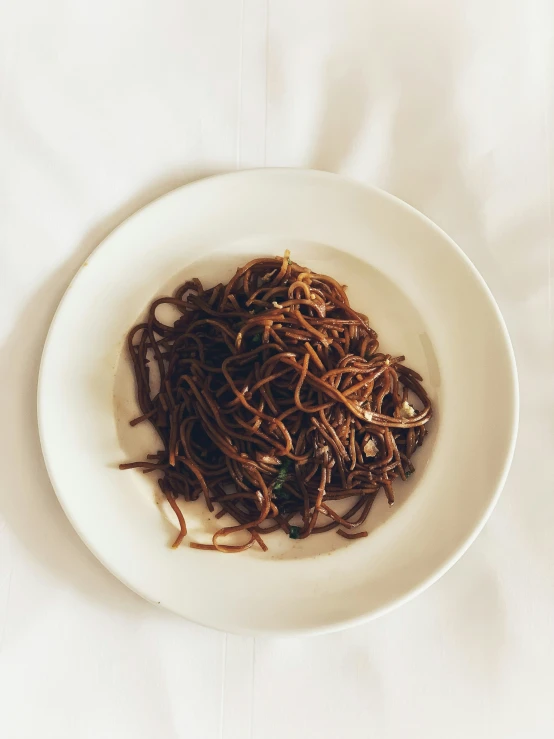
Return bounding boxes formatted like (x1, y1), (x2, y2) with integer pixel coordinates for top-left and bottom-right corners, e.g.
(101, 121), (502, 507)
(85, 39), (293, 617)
(1, 1), (553, 737)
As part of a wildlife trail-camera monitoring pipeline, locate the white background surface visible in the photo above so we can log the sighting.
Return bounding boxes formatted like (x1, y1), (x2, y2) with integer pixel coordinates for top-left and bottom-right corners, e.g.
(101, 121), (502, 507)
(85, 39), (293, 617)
(0, 1), (552, 737)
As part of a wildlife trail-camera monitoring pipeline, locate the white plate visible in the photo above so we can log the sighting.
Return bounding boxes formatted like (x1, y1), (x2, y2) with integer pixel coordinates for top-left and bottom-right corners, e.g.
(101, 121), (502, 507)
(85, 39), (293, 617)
(38, 169), (518, 635)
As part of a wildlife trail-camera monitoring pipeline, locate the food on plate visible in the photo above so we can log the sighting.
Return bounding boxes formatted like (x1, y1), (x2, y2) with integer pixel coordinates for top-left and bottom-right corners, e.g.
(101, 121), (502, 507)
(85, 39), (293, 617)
(120, 251), (432, 552)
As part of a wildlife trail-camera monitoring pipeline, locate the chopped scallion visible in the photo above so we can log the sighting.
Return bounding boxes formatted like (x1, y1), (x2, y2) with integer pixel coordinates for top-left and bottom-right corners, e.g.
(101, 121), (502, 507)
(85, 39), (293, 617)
(272, 458), (291, 493)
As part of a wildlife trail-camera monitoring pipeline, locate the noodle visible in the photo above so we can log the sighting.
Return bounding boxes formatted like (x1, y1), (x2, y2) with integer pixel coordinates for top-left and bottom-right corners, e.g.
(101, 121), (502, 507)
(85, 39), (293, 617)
(337, 529), (369, 540)
(120, 252), (432, 552)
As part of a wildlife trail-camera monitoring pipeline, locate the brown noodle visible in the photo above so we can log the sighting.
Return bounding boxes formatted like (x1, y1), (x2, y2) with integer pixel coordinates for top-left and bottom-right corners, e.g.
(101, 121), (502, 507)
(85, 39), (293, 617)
(120, 252), (432, 552)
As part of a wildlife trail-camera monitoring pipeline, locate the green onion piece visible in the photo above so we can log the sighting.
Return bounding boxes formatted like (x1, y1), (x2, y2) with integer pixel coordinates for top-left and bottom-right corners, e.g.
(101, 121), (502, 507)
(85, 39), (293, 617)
(272, 458), (291, 493)
(289, 525), (300, 539)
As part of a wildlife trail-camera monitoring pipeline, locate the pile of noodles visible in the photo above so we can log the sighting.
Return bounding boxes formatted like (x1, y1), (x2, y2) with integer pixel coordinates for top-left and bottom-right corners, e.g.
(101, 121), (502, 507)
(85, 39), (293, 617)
(120, 251), (432, 553)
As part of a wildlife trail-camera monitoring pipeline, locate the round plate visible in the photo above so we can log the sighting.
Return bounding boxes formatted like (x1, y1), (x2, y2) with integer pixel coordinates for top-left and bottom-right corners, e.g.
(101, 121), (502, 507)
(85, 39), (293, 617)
(38, 169), (518, 635)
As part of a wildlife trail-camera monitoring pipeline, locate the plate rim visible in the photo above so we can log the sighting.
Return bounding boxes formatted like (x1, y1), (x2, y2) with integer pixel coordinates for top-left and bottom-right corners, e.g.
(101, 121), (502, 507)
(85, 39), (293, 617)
(37, 168), (519, 636)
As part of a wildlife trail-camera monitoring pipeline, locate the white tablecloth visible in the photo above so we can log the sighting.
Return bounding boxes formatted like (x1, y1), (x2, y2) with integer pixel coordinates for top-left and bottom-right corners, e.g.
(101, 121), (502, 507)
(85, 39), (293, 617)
(1, 1), (553, 737)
